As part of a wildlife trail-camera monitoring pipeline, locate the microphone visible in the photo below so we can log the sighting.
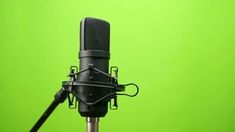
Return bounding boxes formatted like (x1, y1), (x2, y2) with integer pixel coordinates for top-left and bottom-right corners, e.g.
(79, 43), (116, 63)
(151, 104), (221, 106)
(30, 17), (139, 132)
(78, 18), (110, 117)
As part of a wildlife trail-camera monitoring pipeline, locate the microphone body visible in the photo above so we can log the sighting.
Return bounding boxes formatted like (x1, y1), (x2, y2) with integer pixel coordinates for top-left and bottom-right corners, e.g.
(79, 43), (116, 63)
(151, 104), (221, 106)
(77, 18), (110, 117)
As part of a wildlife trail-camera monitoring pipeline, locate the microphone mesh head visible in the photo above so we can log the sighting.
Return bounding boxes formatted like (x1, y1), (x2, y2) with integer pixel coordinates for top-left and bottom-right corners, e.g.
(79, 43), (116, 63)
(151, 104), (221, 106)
(80, 17), (110, 52)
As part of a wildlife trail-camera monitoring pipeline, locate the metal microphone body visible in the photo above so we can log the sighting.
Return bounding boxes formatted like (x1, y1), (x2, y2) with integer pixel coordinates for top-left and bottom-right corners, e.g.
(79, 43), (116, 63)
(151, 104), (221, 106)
(77, 18), (110, 117)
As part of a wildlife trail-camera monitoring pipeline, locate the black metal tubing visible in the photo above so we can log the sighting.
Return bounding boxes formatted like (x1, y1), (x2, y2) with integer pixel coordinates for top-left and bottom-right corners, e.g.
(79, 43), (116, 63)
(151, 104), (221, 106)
(30, 88), (67, 132)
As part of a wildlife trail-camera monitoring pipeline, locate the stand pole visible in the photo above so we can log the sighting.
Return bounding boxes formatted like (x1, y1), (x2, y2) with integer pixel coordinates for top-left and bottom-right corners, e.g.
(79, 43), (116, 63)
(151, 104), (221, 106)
(30, 88), (67, 132)
(86, 117), (99, 132)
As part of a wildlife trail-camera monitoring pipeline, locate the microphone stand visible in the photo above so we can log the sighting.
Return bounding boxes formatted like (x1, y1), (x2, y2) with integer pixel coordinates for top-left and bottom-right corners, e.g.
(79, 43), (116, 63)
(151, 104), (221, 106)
(30, 87), (67, 132)
(30, 70), (75, 132)
(86, 117), (99, 132)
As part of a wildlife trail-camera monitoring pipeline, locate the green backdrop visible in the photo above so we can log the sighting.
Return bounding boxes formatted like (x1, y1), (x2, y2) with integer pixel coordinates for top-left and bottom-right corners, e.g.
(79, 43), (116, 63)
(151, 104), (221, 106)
(1, 0), (235, 131)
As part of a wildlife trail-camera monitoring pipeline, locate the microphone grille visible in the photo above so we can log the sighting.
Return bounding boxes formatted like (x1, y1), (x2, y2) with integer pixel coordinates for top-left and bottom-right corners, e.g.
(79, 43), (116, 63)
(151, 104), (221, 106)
(81, 18), (110, 51)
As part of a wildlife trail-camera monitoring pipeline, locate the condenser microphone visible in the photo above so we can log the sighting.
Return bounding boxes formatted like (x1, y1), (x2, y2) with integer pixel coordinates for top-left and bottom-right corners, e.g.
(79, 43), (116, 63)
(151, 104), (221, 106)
(78, 17), (110, 118)
(30, 17), (139, 132)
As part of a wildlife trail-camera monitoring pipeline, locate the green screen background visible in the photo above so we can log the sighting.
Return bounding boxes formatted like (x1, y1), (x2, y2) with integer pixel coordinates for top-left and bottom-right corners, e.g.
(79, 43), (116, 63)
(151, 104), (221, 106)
(1, 0), (235, 131)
